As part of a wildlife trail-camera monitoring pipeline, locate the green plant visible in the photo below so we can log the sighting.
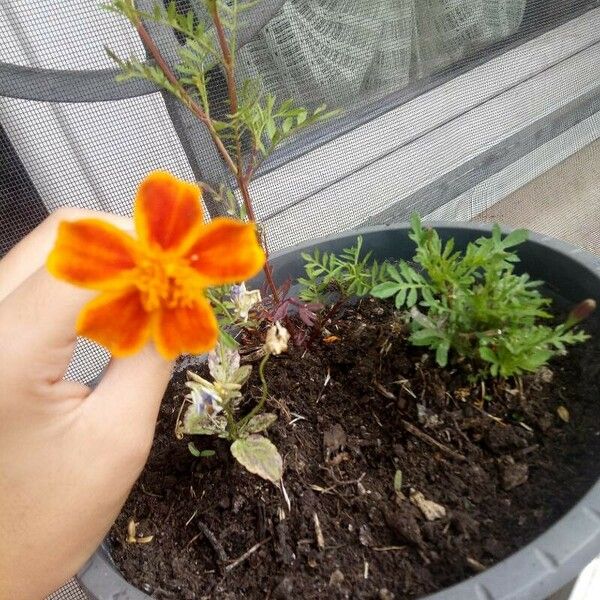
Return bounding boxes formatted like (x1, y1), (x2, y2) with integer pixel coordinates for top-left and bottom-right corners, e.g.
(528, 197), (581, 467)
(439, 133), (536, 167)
(105, 0), (338, 302)
(298, 236), (387, 303)
(177, 339), (283, 483)
(371, 215), (593, 378)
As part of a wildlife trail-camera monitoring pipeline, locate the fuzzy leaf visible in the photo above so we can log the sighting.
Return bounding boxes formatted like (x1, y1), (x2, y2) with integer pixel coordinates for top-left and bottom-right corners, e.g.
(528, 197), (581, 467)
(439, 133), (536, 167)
(232, 364), (252, 385)
(243, 413), (278, 434)
(183, 409), (227, 436)
(231, 435), (283, 483)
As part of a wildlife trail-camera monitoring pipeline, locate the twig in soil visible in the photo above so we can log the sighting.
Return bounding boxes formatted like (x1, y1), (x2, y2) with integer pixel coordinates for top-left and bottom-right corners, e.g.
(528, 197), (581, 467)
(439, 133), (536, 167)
(281, 480), (292, 512)
(466, 557), (487, 573)
(313, 513), (325, 550)
(373, 381), (396, 400)
(269, 394), (291, 422)
(371, 411), (384, 428)
(311, 471), (366, 494)
(316, 367), (332, 403)
(394, 378), (417, 399)
(140, 484), (162, 498)
(400, 419), (466, 462)
(189, 521), (229, 564)
(185, 510), (198, 527)
(225, 538), (271, 572)
(451, 418), (472, 449)
(372, 546), (407, 552)
(472, 403), (505, 425)
(289, 413), (307, 425)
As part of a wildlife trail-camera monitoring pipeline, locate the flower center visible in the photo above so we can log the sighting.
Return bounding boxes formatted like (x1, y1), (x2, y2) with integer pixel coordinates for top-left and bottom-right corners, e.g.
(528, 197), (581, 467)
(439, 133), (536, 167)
(135, 253), (203, 311)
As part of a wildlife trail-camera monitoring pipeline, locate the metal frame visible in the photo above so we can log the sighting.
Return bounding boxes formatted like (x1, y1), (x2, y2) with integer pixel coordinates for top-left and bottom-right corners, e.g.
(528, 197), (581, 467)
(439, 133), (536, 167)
(0, 0), (285, 102)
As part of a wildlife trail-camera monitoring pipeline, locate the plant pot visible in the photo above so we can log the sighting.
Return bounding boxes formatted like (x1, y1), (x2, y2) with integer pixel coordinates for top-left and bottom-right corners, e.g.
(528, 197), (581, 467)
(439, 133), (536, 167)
(78, 222), (600, 600)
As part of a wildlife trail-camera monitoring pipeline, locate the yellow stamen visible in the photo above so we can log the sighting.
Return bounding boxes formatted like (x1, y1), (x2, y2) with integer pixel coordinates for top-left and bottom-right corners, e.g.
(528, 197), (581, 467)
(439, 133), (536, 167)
(134, 253), (203, 311)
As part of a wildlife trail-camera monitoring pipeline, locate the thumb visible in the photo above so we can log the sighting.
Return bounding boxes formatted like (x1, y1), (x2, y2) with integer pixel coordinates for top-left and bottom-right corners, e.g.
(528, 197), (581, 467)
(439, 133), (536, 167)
(84, 345), (174, 455)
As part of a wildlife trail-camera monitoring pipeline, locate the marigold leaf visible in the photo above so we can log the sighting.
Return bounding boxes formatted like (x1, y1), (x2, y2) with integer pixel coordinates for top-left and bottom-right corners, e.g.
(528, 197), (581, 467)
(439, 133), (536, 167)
(371, 282), (401, 299)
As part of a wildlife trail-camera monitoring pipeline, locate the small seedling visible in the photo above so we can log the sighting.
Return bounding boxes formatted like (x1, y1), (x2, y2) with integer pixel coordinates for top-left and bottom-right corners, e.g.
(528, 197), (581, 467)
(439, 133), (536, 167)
(298, 236), (387, 303)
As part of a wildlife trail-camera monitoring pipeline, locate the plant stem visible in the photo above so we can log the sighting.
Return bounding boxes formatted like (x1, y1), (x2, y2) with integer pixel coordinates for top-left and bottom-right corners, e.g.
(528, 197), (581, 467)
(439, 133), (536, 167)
(223, 401), (238, 439)
(132, 14), (238, 176)
(209, 2), (280, 303)
(238, 353), (270, 430)
(132, 2), (280, 302)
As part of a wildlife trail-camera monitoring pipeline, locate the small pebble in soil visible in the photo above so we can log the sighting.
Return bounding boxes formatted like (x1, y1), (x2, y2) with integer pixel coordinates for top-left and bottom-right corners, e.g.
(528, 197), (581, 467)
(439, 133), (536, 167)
(273, 576), (294, 599)
(329, 569), (345, 587)
(499, 457), (529, 490)
(379, 588), (395, 600)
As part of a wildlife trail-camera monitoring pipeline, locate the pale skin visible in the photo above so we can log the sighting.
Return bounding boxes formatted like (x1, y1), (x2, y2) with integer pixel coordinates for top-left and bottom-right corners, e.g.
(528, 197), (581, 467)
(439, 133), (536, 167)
(0, 209), (173, 599)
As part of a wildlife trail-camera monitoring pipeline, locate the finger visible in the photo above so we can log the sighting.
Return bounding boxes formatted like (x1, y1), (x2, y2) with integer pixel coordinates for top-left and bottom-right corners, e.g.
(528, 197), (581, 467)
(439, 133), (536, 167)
(0, 266), (95, 386)
(0, 208), (132, 303)
(85, 344), (173, 451)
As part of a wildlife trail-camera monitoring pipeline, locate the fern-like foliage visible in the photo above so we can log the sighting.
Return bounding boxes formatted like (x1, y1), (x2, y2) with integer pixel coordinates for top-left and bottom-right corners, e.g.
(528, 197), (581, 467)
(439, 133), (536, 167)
(371, 215), (590, 378)
(104, 1), (337, 172)
(298, 236), (387, 303)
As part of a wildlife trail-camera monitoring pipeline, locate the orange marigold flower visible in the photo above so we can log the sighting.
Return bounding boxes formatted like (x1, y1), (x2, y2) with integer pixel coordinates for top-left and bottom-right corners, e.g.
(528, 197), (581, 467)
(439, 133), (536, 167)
(47, 171), (266, 359)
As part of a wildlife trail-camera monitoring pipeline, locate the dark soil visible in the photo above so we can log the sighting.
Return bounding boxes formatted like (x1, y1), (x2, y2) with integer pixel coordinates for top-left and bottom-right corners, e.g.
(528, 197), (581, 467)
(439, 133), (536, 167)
(110, 298), (600, 600)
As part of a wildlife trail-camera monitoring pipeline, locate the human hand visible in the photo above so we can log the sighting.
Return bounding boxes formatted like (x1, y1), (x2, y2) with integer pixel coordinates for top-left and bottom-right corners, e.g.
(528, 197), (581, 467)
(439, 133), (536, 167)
(0, 209), (173, 599)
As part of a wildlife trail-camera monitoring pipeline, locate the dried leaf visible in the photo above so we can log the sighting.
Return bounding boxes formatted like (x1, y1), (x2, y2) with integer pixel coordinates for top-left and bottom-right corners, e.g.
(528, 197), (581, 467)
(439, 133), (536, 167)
(409, 490), (446, 521)
(244, 413), (278, 434)
(231, 435), (283, 483)
(137, 535), (154, 544)
(126, 519), (137, 544)
(393, 470), (403, 493)
(313, 513), (325, 550)
(557, 405), (570, 423)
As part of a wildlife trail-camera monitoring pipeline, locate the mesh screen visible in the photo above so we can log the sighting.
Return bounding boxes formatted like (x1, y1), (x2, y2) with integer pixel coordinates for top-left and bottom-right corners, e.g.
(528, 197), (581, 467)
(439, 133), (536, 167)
(46, 579), (88, 600)
(0, 2), (597, 599)
(0, 0), (145, 69)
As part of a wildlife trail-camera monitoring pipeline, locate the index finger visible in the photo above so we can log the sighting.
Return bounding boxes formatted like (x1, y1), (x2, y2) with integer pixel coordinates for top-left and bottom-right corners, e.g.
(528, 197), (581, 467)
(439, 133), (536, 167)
(0, 208), (132, 303)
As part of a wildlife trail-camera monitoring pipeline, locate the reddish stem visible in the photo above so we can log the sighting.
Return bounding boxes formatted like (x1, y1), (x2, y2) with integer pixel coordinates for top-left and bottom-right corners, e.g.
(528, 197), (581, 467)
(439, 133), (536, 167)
(134, 8), (279, 302)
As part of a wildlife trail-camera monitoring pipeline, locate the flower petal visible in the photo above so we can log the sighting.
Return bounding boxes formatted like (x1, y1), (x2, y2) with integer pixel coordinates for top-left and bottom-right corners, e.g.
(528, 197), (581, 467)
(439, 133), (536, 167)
(47, 219), (136, 290)
(153, 297), (218, 359)
(186, 218), (266, 286)
(135, 171), (203, 252)
(77, 289), (151, 357)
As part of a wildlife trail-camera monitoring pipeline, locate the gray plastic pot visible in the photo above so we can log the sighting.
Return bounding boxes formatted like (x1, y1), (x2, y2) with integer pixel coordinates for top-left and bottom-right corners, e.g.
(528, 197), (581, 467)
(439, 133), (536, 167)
(78, 222), (600, 600)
